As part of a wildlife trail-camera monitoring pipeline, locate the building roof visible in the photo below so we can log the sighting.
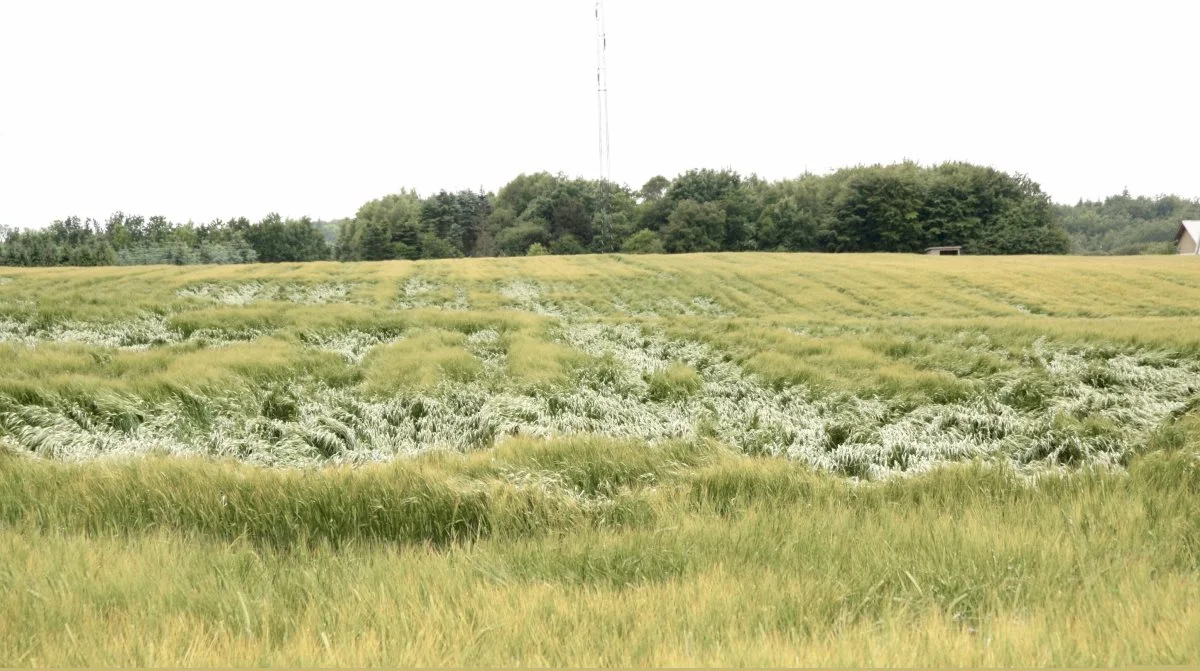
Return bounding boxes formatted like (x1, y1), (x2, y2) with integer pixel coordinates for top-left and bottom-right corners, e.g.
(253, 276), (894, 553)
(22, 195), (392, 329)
(924, 246), (962, 251)
(1177, 221), (1200, 243)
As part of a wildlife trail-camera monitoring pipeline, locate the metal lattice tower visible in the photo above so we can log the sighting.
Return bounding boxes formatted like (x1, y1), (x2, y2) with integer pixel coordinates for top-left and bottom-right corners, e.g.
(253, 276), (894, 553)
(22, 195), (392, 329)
(595, 0), (611, 181)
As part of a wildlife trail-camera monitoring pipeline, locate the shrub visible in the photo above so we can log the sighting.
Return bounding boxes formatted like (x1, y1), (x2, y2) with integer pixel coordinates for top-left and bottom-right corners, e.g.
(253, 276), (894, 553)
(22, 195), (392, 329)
(620, 229), (665, 254)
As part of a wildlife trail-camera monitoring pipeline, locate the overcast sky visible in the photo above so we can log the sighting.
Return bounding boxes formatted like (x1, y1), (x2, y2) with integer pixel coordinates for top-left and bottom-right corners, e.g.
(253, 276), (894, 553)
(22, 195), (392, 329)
(2, 0), (1197, 228)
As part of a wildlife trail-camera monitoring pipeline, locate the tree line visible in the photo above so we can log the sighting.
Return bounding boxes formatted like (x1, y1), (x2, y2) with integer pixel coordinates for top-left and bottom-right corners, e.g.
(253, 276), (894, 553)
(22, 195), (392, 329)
(3, 161), (1150, 267)
(0, 213), (331, 267)
(1056, 192), (1200, 255)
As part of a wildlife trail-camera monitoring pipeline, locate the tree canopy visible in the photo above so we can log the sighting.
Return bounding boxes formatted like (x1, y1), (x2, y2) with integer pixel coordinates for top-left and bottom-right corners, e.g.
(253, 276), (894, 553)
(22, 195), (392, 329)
(1055, 191), (1200, 255)
(6, 161), (1169, 267)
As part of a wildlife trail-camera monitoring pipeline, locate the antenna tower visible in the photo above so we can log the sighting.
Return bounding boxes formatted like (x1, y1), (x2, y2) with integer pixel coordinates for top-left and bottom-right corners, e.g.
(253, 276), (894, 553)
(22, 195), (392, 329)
(595, 0), (611, 181)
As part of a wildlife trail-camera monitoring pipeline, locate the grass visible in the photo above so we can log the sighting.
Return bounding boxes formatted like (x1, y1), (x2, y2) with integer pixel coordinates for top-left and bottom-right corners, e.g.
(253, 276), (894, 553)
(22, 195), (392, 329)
(362, 330), (483, 393)
(2, 444), (1199, 665)
(2, 252), (1200, 665)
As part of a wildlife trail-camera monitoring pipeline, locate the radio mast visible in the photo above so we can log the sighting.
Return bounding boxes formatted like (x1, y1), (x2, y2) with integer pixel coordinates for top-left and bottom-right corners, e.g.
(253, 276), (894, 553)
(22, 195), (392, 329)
(595, 0), (611, 181)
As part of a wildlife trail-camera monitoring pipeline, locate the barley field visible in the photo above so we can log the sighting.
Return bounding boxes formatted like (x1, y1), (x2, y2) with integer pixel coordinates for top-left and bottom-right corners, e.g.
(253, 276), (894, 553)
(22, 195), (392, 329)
(2, 253), (1200, 666)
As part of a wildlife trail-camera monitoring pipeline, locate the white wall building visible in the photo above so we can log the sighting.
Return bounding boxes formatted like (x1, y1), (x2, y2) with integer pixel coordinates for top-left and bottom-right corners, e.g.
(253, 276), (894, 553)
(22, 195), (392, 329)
(1176, 221), (1200, 255)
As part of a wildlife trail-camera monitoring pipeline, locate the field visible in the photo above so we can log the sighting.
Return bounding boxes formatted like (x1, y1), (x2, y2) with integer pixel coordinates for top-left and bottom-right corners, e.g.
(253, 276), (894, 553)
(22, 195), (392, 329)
(2, 252), (1200, 665)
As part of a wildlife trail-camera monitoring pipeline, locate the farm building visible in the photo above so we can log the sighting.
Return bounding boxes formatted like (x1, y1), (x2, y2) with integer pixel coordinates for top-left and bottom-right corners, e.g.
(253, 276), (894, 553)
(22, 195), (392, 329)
(924, 246), (962, 256)
(1175, 221), (1200, 255)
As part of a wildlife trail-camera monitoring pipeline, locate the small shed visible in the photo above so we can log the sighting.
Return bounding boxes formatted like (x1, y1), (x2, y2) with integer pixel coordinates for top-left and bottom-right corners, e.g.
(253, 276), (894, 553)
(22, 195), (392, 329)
(924, 246), (962, 256)
(1175, 221), (1200, 255)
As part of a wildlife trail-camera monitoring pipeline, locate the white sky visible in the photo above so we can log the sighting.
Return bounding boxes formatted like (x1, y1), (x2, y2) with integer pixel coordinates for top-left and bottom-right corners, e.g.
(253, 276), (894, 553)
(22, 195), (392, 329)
(1, 0), (1198, 228)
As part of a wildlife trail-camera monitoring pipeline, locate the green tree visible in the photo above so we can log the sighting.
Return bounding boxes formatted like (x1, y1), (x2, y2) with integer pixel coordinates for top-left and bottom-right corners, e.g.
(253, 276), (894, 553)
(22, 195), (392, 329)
(972, 174), (1068, 254)
(826, 165), (925, 252)
(620, 229), (665, 254)
(419, 190), (492, 256)
(359, 220), (394, 261)
(495, 221), (550, 257)
(352, 190), (424, 260)
(664, 169), (756, 250)
(549, 233), (586, 255)
(240, 214), (329, 262)
(662, 200), (726, 253)
(753, 176), (830, 251)
(334, 219), (363, 261)
(495, 173), (560, 219)
(419, 233), (461, 259)
(491, 173), (636, 254)
(638, 175), (670, 202)
(1054, 192), (1200, 255)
